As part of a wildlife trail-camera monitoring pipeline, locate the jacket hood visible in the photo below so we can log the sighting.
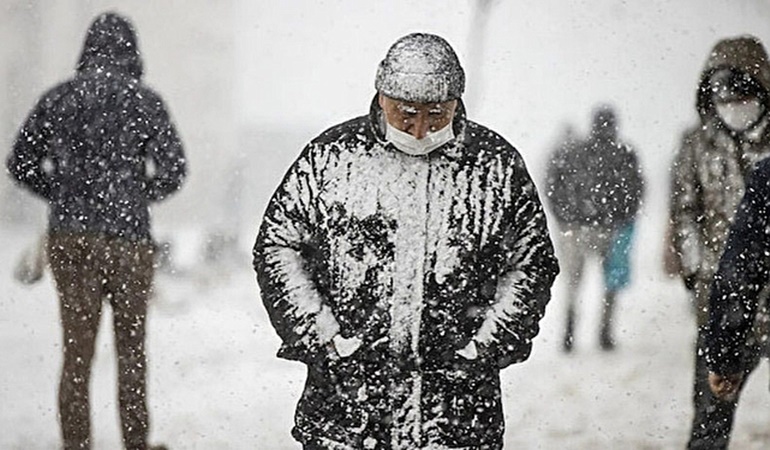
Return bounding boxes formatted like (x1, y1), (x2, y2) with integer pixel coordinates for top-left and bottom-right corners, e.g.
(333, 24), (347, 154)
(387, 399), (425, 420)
(76, 12), (143, 79)
(590, 104), (618, 141)
(697, 35), (770, 121)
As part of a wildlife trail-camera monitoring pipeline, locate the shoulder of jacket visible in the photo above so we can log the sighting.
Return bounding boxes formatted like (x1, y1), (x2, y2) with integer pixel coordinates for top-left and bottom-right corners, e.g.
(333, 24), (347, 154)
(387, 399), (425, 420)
(681, 124), (707, 145)
(670, 126), (707, 163)
(131, 83), (166, 108)
(463, 120), (520, 159)
(34, 80), (76, 111)
(620, 143), (644, 168)
(310, 115), (372, 148)
(287, 115), (372, 169)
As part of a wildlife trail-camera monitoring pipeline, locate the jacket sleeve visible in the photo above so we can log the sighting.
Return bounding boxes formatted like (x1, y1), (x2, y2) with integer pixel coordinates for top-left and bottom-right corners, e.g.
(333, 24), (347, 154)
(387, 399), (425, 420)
(142, 94), (186, 201)
(705, 159), (770, 375)
(253, 145), (340, 365)
(473, 155), (560, 369)
(545, 148), (577, 225)
(6, 94), (56, 199)
(669, 132), (702, 278)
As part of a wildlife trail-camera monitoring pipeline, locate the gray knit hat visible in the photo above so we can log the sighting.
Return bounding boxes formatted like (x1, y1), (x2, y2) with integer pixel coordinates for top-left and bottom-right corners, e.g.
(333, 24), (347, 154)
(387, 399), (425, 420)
(375, 33), (465, 103)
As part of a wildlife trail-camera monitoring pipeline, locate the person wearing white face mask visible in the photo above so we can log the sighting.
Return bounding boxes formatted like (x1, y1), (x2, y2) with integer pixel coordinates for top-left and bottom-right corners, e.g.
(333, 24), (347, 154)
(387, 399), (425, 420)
(254, 33), (559, 449)
(711, 66), (769, 134)
(383, 117), (455, 156)
(715, 98), (765, 132)
(668, 35), (770, 450)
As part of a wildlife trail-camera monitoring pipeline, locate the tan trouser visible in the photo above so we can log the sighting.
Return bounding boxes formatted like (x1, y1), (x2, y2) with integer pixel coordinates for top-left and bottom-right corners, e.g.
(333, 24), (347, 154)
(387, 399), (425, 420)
(48, 233), (154, 450)
(556, 225), (613, 291)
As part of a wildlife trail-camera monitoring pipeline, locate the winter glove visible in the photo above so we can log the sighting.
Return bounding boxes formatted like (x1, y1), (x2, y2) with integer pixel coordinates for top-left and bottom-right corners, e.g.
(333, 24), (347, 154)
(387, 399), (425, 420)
(13, 234), (46, 285)
(708, 372), (742, 402)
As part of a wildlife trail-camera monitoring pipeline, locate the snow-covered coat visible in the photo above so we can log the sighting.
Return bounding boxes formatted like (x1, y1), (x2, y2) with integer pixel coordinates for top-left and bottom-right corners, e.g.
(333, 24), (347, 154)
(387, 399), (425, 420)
(6, 13), (186, 242)
(669, 36), (770, 326)
(254, 97), (558, 449)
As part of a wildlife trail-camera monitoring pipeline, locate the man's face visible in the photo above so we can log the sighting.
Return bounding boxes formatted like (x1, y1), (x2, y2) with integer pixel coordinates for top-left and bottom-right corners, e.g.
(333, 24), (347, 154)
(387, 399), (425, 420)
(379, 94), (457, 140)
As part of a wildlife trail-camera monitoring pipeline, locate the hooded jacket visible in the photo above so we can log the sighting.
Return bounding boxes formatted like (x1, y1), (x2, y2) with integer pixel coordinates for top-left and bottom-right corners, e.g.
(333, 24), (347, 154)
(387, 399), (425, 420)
(669, 35), (770, 326)
(7, 13), (186, 241)
(254, 96), (558, 449)
(545, 107), (644, 230)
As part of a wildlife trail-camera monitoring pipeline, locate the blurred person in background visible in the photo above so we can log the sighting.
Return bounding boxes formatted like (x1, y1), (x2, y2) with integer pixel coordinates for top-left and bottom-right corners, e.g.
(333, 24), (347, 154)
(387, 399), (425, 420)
(6, 12), (186, 450)
(704, 156), (770, 433)
(254, 32), (558, 449)
(545, 105), (645, 352)
(668, 35), (770, 450)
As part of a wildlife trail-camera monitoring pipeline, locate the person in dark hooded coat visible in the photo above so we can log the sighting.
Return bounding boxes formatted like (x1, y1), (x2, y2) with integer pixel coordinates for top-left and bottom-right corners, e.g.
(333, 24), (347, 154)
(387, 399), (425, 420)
(545, 105), (644, 352)
(6, 12), (185, 450)
(668, 35), (770, 450)
(253, 33), (558, 450)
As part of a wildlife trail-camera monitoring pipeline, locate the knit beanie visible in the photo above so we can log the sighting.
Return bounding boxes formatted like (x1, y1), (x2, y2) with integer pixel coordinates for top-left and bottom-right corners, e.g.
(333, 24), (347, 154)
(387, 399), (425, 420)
(375, 33), (465, 103)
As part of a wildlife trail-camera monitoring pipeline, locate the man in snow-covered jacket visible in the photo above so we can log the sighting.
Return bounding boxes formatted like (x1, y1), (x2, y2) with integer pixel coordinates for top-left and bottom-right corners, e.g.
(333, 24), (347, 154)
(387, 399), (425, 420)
(6, 12), (185, 450)
(668, 35), (770, 450)
(254, 33), (558, 449)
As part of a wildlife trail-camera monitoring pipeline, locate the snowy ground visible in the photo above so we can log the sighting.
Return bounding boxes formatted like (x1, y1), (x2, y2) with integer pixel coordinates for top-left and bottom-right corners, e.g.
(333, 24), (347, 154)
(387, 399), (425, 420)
(2, 221), (770, 450)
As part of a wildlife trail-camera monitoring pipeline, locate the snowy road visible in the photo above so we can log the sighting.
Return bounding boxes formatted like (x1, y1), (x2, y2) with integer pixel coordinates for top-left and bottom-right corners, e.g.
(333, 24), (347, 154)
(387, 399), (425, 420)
(2, 224), (769, 449)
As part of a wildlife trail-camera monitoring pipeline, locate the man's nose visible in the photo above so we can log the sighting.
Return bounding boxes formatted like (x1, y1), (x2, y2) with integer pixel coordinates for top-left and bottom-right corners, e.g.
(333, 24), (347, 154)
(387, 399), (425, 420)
(410, 116), (430, 140)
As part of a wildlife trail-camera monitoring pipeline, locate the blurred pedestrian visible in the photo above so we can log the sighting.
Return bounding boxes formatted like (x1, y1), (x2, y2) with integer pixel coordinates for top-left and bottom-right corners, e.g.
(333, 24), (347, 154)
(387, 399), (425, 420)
(545, 105), (645, 352)
(253, 32), (559, 449)
(6, 12), (186, 450)
(668, 35), (770, 449)
(705, 156), (770, 411)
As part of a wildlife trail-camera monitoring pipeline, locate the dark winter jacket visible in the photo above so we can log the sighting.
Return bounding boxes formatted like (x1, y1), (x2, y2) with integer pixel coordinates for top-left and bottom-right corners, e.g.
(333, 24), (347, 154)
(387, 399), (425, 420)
(7, 13), (186, 242)
(705, 156), (770, 375)
(669, 36), (770, 326)
(254, 96), (559, 449)
(545, 109), (644, 231)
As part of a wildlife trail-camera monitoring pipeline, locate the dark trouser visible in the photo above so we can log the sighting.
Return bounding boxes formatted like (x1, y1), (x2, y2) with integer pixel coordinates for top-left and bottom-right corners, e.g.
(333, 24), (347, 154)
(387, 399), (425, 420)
(48, 233), (154, 450)
(687, 329), (762, 450)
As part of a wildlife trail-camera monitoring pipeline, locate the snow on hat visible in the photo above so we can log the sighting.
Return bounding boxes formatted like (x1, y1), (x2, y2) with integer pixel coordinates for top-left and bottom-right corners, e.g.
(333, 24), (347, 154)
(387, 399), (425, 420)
(375, 33), (465, 103)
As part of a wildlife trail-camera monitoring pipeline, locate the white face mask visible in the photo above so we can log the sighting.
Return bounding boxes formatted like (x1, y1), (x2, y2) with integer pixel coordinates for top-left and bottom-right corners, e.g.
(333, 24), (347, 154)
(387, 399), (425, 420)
(716, 99), (764, 132)
(385, 122), (455, 156)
